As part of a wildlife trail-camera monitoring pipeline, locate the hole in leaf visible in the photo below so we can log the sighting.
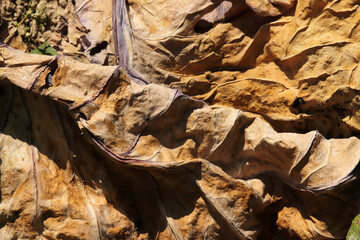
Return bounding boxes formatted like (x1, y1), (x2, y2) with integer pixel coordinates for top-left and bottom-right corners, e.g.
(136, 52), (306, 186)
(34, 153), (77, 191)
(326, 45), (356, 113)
(291, 97), (305, 108)
(89, 41), (108, 55)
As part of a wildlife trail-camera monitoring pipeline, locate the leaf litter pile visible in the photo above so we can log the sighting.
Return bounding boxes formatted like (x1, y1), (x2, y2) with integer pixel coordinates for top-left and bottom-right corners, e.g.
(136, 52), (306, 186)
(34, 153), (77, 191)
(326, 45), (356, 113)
(1, 0), (360, 239)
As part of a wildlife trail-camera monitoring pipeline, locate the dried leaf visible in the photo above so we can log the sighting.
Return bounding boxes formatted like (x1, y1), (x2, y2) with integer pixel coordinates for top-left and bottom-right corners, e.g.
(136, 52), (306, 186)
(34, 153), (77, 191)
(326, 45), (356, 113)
(0, 0), (360, 239)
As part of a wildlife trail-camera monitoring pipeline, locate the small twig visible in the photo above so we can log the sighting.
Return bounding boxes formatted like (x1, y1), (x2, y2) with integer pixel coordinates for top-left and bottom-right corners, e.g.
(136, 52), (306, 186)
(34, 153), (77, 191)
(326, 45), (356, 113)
(4, 27), (17, 44)
(4, 14), (29, 44)
(16, 15), (28, 28)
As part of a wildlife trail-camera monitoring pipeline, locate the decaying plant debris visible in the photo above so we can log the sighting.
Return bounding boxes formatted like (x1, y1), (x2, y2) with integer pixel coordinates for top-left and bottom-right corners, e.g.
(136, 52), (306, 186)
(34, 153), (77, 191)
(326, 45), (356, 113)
(1, 0), (115, 64)
(0, 0), (360, 239)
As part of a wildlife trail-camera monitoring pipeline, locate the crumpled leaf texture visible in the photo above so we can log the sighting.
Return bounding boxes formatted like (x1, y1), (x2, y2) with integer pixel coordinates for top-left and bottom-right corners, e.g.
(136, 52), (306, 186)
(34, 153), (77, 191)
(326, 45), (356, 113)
(122, 0), (360, 138)
(0, 0), (360, 239)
